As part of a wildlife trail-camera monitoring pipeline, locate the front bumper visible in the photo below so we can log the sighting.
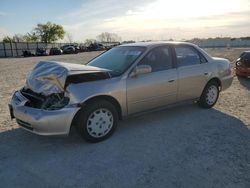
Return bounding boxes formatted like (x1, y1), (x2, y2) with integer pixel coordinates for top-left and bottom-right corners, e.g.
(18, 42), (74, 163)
(9, 91), (80, 136)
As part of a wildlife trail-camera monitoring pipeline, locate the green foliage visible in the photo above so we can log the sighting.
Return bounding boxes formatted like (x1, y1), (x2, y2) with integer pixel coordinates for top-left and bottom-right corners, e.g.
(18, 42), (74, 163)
(24, 32), (39, 42)
(2, 22), (65, 43)
(2, 36), (14, 43)
(34, 22), (65, 43)
(2, 35), (25, 42)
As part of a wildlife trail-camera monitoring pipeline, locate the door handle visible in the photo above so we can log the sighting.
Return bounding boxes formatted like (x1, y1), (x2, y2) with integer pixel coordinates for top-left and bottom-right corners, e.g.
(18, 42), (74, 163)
(168, 79), (175, 83)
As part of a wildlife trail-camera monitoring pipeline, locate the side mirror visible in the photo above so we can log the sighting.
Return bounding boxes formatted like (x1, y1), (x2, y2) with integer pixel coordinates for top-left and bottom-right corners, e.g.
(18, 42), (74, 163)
(130, 65), (152, 77)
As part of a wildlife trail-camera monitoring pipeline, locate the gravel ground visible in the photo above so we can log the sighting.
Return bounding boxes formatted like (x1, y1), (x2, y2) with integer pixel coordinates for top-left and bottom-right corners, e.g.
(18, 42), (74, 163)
(0, 49), (250, 187)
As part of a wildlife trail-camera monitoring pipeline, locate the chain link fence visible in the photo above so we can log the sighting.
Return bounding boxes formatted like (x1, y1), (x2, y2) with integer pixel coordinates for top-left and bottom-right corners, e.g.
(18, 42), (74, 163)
(0, 42), (119, 57)
(1, 39), (250, 58)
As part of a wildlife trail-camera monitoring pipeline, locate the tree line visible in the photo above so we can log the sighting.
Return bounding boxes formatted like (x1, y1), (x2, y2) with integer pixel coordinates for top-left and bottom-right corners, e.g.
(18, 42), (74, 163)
(2, 22), (121, 44)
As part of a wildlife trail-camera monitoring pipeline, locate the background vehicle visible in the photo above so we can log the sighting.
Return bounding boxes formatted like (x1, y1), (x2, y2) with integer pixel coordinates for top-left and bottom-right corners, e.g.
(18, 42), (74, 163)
(63, 46), (78, 54)
(62, 44), (80, 54)
(49, 47), (63, 55)
(22, 50), (34, 57)
(235, 51), (250, 77)
(9, 42), (233, 142)
(35, 47), (49, 56)
(87, 43), (105, 51)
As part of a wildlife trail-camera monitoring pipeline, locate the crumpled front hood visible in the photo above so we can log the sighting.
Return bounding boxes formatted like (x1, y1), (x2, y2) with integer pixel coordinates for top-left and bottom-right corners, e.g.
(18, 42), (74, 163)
(25, 61), (110, 96)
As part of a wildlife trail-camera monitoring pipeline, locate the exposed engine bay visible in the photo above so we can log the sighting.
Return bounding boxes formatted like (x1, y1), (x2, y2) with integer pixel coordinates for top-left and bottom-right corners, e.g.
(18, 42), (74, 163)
(20, 88), (69, 110)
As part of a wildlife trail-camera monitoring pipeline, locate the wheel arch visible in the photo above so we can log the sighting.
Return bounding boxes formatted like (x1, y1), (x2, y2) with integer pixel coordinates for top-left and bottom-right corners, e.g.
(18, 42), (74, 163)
(198, 77), (221, 108)
(82, 95), (123, 120)
(70, 95), (122, 131)
(206, 77), (222, 91)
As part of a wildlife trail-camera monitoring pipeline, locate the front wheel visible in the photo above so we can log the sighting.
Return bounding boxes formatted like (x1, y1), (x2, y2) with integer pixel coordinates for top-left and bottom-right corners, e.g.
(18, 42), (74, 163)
(198, 81), (219, 108)
(76, 100), (118, 143)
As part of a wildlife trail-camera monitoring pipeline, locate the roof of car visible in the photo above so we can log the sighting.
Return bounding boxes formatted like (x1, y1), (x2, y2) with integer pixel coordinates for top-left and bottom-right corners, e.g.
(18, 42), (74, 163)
(120, 41), (196, 48)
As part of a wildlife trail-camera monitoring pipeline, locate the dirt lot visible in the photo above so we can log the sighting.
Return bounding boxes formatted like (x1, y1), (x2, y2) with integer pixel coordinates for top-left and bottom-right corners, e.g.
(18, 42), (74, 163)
(0, 49), (250, 187)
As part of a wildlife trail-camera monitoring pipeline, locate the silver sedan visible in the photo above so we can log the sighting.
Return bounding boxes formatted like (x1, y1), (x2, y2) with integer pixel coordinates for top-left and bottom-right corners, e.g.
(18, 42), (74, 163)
(9, 42), (233, 142)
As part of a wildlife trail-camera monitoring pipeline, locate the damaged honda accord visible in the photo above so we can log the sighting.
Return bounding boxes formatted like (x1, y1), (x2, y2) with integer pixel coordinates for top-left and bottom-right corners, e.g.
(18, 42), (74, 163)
(9, 42), (233, 142)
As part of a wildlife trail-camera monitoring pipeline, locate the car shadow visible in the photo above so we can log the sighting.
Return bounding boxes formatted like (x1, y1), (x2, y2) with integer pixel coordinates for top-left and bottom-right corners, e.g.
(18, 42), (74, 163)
(238, 76), (250, 90)
(0, 104), (250, 188)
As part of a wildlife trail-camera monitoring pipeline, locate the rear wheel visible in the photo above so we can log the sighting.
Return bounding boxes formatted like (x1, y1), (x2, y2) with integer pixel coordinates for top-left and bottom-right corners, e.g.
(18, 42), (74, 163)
(76, 100), (118, 142)
(198, 81), (219, 108)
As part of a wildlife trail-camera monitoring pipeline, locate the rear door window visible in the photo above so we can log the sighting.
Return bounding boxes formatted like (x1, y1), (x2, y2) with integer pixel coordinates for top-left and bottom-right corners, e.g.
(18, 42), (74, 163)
(175, 46), (205, 67)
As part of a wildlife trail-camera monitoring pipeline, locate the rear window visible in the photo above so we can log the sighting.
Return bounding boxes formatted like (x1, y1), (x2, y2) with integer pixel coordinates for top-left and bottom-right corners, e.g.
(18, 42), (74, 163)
(239, 52), (246, 58)
(240, 52), (250, 59)
(244, 53), (250, 59)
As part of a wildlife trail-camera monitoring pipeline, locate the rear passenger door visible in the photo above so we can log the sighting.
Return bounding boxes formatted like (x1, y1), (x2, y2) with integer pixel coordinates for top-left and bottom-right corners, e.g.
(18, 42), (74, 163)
(174, 45), (208, 101)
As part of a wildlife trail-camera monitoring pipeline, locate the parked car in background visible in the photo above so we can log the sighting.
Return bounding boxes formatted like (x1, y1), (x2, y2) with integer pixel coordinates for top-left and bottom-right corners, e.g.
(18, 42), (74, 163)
(22, 50), (34, 57)
(36, 47), (49, 56)
(9, 42), (233, 143)
(79, 45), (88, 52)
(61, 44), (73, 50)
(235, 51), (250, 77)
(49, 47), (63, 55)
(62, 44), (80, 53)
(74, 45), (80, 53)
(63, 46), (78, 54)
(87, 43), (105, 51)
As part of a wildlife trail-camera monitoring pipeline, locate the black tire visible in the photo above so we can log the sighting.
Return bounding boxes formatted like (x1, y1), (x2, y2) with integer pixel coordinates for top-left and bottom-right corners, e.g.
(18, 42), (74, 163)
(198, 80), (219, 108)
(76, 100), (118, 143)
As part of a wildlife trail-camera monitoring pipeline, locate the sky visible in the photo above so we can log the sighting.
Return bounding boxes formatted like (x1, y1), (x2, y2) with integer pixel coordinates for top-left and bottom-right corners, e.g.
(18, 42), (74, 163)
(0, 0), (250, 42)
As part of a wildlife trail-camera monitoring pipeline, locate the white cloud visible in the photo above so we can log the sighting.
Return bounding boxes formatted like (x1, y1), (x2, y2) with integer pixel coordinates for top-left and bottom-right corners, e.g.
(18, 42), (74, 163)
(59, 0), (250, 41)
(0, 27), (12, 40)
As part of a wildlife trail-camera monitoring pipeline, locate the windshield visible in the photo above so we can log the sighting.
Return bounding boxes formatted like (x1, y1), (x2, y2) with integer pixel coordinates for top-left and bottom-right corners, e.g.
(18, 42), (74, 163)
(88, 46), (146, 76)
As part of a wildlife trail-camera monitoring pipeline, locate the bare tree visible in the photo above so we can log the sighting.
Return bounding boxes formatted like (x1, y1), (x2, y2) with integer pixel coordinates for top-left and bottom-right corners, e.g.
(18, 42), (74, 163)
(96, 32), (121, 43)
(13, 34), (25, 42)
(65, 33), (73, 43)
(84, 39), (96, 46)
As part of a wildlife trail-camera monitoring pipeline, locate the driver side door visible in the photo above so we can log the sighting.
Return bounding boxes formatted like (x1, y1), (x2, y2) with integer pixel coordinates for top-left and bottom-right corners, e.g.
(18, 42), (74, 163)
(126, 46), (178, 115)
